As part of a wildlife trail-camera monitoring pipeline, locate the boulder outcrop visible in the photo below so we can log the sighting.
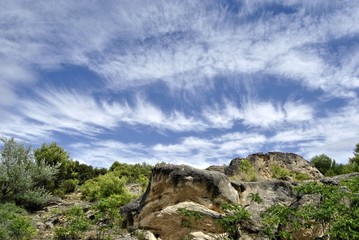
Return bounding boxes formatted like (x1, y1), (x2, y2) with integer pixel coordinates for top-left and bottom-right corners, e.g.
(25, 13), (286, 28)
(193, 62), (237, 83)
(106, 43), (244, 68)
(121, 152), (354, 240)
(121, 164), (238, 239)
(225, 152), (323, 180)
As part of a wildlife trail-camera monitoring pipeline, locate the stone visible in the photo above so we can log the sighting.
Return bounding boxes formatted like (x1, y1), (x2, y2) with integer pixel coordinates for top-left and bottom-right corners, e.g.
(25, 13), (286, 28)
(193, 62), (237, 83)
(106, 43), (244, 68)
(133, 230), (157, 240)
(143, 230), (157, 240)
(189, 231), (229, 240)
(138, 201), (223, 239)
(206, 165), (226, 174)
(225, 152), (323, 180)
(121, 164), (238, 239)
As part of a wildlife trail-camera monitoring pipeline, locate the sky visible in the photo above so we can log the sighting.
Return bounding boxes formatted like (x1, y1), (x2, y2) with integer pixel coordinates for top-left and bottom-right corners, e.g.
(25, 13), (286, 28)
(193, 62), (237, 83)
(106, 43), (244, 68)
(0, 0), (358, 169)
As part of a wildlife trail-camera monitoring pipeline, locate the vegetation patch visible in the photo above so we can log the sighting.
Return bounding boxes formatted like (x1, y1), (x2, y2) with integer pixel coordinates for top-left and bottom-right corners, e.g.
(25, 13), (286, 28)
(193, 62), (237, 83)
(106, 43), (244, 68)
(0, 203), (36, 240)
(217, 203), (251, 240)
(249, 192), (263, 204)
(177, 208), (204, 228)
(271, 164), (310, 181)
(261, 179), (359, 239)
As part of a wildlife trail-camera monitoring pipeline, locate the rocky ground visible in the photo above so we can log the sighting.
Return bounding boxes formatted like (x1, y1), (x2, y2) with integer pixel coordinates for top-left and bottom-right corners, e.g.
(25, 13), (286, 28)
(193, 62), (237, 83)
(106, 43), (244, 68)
(29, 152), (359, 240)
(30, 188), (148, 240)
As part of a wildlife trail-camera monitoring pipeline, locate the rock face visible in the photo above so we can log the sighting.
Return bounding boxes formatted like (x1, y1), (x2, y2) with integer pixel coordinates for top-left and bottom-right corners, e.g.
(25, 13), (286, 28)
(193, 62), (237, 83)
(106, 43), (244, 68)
(225, 152), (323, 180)
(121, 152), (328, 240)
(121, 164), (238, 239)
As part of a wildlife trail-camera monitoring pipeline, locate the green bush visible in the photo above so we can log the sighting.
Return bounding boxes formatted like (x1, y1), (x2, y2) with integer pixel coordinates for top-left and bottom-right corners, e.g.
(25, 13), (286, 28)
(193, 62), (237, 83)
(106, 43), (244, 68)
(292, 172), (310, 181)
(16, 188), (52, 211)
(271, 164), (290, 179)
(54, 206), (90, 240)
(92, 194), (133, 239)
(0, 138), (57, 211)
(59, 179), (78, 194)
(177, 208), (204, 228)
(249, 192), (263, 204)
(240, 159), (257, 181)
(80, 179), (100, 202)
(0, 203), (36, 240)
(109, 162), (152, 184)
(81, 172), (130, 202)
(261, 180), (359, 239)
(217, 203), (251, 239)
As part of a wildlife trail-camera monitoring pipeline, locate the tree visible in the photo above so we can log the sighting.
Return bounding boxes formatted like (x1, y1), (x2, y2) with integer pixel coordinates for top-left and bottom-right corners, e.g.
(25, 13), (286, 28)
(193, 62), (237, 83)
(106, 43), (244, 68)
(34, 143), (72, 190)
(0, 138), (57, 210)
(109, 161), (152, 184)
(310, 154), (335, 176)
(349, 143), (359, 172)
(34, 143), (108, 194)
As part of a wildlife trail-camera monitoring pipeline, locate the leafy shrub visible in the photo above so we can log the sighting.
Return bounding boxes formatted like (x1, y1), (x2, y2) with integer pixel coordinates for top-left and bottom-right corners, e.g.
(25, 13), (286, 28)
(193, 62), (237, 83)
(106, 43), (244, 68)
(177, 208), (204, 228)
(271, 164), (290, 179)
(81, 172), (130, 202)
(16, 188), (52, 211)
(292, 172), (310, 181)
(249, 192), (263, 204)
(217, 203), (251, 239)
(137, 174), (150, 189)
(0, 138), (57, 211)
(59, 179), (78, 194)
(261, 180), (359, 239)
(91, 194), (133, 239)
(0, 203), (36, 240)
(240, 159), (257, 181)
(261, 203), (296, 239)
(54, 206), (90, 240)
(109, 162), (152, 184)
(270, 165), (309, 181)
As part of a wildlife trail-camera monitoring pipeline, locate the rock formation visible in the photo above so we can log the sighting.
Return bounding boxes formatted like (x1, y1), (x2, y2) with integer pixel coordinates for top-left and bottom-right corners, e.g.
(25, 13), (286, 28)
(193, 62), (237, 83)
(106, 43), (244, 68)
(225, 152), (323, 180)
(121, 164), (238, 239)
(121, 152), (354, 240)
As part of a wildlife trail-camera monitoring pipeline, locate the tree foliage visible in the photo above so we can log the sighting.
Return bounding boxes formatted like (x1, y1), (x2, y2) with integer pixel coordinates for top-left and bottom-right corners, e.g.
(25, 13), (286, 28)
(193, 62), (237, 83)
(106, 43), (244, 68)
(261, 178), (359, 239)
(80, 172), (133, 202)
(349, 143), (359, 172)
(33, 142), (107, 196)
(109, 161), (152, 184)
(310, 154), (333, 175)
(310, 154), (352, 176)
(0, 138), (57, 210)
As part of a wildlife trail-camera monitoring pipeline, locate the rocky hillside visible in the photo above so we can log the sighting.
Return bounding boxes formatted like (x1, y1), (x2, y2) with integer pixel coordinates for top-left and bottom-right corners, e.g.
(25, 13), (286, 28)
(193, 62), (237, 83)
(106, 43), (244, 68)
(121, 152), (359, 240)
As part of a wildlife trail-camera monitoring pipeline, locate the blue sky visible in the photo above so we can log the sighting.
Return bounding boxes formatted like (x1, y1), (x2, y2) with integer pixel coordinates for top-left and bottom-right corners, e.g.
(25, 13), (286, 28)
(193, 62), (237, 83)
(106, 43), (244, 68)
(1, 0), (358, 169)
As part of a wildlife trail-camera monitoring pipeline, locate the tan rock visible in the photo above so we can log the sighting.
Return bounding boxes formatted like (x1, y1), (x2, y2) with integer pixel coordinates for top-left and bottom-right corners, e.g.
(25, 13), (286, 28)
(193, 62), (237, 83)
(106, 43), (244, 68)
(225, 152), (323, 181)
(189, 231), (228, 240)
(121, 164), (238, 239)
(138, 201), (223, 240)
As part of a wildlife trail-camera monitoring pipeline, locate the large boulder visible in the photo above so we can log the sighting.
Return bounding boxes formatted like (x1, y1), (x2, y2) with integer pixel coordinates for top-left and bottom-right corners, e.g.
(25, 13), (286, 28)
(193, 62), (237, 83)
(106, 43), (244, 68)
(121, 164), (239, 239)
(225, 152), (323, 180)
